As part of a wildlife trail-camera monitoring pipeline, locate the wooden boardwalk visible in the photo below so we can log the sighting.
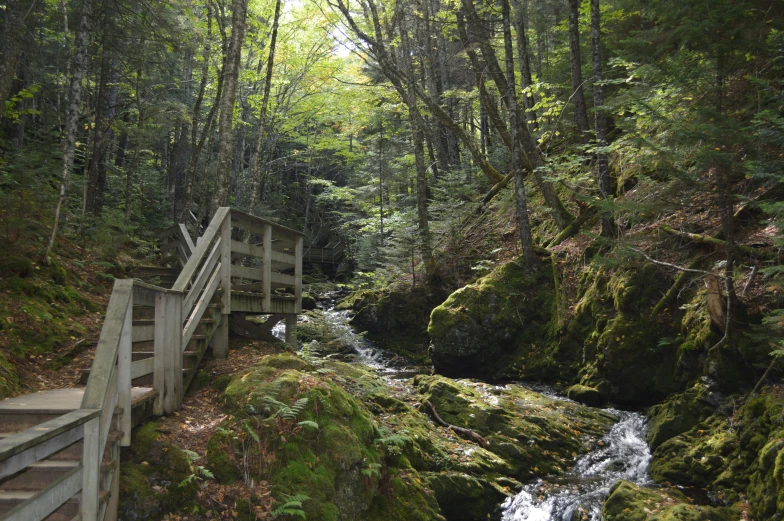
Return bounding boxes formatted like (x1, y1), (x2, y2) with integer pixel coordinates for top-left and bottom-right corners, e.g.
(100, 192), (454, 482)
(0, 208), (304, 521)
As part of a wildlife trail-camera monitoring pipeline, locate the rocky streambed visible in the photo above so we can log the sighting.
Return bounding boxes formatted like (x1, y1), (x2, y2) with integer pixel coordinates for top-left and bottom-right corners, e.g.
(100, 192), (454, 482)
(231, 302), (698, 520)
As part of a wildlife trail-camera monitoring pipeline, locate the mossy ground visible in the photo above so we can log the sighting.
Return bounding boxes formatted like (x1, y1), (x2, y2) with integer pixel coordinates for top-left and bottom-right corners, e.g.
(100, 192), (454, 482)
(190, 349), (619, 521)
(602, 481), (741, 521)
(0, 250), (114, 398)
(650, 385), (784, 520)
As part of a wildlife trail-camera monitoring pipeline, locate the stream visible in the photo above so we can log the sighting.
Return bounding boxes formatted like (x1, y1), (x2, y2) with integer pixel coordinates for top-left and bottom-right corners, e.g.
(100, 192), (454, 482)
(296, 300), (654, 521)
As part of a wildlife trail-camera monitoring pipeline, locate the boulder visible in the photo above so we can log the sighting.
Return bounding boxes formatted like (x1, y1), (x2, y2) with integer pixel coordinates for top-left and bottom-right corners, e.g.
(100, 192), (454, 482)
(566, 384), (603, 407)
(427, 261), (557, 380)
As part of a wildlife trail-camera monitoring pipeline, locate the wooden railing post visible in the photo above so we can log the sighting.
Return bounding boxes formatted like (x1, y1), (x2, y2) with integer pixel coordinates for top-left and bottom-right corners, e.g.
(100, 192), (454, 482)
(154, 291), (182, 415)
(262, 223), (272, 313)
(295, 236), (303, 314)
(214, 211), (232, 359)
(118, 289), (132, 446)
(81, 416), (100, 520)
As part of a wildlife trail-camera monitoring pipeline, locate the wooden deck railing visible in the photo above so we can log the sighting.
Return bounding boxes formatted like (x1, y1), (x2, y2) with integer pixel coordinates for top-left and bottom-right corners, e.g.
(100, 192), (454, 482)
(0, 207), (303, 521)
(307, 241), (344, 265)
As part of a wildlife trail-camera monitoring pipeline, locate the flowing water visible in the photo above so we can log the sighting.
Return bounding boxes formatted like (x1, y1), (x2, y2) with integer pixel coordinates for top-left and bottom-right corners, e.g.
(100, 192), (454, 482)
(500, 411), (651, 521)
(304, 301), (653, 521)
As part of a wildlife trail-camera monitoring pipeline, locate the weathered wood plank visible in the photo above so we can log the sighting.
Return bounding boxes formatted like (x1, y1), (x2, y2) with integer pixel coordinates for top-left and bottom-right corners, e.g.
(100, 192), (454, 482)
(178, 223), (195, 253)
(230, 239), (264, 259)
(154, 291), (183, 415)
(229, 208), (304, 238)
(295, 236), (303, 313)
(81, 416), (100, 520)
(118, 298), (132, 446)
(1, 466), (82, 521)
(220, 214), (231, 315)
(231, 264), (265, 282)
(0, 409), (98, 478)
(183, 237), (221, 315)
(131, 357), (155, 379)
(262, 225), (272, 313)
(132, 324), (154, 343)
(183, 265), (221, 347)
(82, 280), (133, 410)
(172, 207), (230, 293)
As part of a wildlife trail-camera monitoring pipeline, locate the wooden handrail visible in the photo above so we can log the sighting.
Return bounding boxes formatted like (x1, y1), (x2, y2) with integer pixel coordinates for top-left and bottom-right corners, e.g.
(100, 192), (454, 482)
(0, 207), (305, 521)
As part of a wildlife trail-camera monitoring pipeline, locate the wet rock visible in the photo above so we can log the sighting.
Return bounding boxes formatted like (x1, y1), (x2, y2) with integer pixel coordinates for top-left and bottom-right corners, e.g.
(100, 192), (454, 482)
(602, 480), (740, 521)
(566, 384), (603, 407)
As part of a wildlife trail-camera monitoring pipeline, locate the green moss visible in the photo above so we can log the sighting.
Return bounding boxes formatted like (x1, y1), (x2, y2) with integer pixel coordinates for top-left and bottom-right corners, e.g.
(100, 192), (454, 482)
(650, 386), (784, 520)
(566, 384), (603, 407)
(0, 256), (33, 278)
(427, 260), (558, 380)
(602, 481), (740, 521)
(132, 421), (163, 462)
(49, 262), (68, 286)
(646, 383), (716, 450)
(423, 471), (506, 521)
(0, 352), (20, 399)
(211, 374), (232, 391)
(206, 430), (241, 483)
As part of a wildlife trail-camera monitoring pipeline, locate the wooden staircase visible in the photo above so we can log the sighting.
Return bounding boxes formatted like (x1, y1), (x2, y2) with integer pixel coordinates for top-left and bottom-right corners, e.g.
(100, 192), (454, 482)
(0, 208), (304, 521)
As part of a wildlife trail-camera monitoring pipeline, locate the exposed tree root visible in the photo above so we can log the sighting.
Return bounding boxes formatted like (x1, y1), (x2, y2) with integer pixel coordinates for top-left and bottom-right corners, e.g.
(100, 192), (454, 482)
(423, 400), (491, 449)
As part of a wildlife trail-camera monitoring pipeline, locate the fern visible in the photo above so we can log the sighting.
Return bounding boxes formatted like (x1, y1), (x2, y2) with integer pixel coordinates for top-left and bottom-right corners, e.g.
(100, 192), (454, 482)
(243, 421), (260, 442)
(271, 493), (311, 519)
(263, 395), (309, 421)
(298, 420), (319, 431)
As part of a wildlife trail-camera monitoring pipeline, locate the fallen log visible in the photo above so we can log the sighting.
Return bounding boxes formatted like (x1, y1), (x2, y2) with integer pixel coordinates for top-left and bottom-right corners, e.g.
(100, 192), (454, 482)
(424, 400), (491, 449)
(660, 225), (775, 260)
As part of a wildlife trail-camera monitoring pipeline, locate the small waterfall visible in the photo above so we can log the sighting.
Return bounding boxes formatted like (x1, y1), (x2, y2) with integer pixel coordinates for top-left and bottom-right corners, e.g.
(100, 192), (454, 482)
(501, 411), (651, 521)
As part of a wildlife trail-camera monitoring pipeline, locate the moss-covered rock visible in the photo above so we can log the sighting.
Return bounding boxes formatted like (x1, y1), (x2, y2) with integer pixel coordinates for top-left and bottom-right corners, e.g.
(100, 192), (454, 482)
(650, 386), (784, 520)
(567, 384), (603, 407)
(0, 256), (33, 278)
(344, 284), (447, 364)
(119, 421), (201, 520)
(646, 383), (718, 450)
(423, 471), (506, 521)
(602, 480), (741, 521)
(216, 353), (444, 521)
(427, 260), (558, 380)
(414, 375), (615, 481)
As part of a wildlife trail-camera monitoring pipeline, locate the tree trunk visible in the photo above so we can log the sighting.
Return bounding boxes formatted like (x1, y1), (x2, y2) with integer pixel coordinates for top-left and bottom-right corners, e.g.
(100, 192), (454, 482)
(211, 0), (249, 212)
(0, 0), (32, 121)
(502, 0), (537, 267)
(590, 0), (615, 237)
(248, 0), (282, 215)
(399, 4), (434, 269)
(179, 7), (213, 223)
(459, 1), (572, 229)
(42, 0), (92, 265)
(511, 0), (537, 127)
(567, 0), (590, 135)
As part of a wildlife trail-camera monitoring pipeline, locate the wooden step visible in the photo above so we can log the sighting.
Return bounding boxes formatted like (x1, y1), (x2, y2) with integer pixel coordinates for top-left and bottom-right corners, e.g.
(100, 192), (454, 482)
(0, 490), (80, 520)
(0, 460), (79, 491)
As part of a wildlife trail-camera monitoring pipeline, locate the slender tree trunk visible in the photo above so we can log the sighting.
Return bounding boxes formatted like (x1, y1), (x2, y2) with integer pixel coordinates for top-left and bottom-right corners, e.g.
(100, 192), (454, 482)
(42, 0), (92, 265)
(211, 0), (249, 211)
(590, 0), (614, 236)
(0, 0), (34, 120)
(179, 7), (213, 223)
(459, 2), (572, 228)
(248, 0), (282, 215)
(502, 0), (537, 266)
(512, 0), (537, 127)
(85, 12), (112, 217)
(399, 5), (433, 269)
(567, 0), (590, 136)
